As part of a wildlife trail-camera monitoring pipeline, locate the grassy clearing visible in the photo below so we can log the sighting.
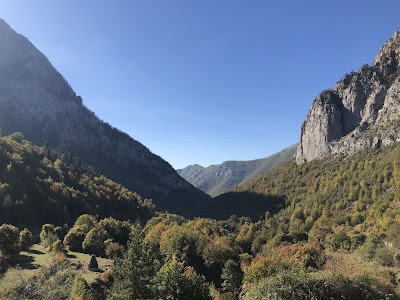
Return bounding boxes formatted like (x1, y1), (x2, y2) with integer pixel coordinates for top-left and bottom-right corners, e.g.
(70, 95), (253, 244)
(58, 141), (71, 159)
(0, 244), (53, 291)
(0, 244), (113, 292)
(66, 248), (113, 283)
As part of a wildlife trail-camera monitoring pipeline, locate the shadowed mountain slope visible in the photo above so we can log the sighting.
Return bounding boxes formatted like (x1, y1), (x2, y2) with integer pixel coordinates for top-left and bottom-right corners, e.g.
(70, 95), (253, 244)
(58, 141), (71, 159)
(0, 18), (209, 216)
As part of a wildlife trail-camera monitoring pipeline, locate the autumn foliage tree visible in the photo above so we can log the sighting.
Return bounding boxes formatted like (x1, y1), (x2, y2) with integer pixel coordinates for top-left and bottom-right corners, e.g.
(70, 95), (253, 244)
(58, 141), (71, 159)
(0, 224), (20, 261)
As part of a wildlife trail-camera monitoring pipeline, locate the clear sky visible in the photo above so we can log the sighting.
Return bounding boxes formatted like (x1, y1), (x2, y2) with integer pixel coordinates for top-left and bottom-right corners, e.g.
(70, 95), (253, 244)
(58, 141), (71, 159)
(0, 1), (399, 169)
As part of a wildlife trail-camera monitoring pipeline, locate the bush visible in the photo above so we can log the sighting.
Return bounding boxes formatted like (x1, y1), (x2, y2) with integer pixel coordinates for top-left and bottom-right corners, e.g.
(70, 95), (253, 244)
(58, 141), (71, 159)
(244, 255), (284, 284)
(278, 242), (326, 269)
(105, 242), (124, 259)
(375, 246), (395, 266)
(100, 269), (114, 285)
(64, 226), (86, 252)
(19, 228), (33, 251)
(328, 231), (351, 251)
(0, 224), (20, 261)
(40, 224), (60, 251)
(74, 214), (97, 234)
(99, 217), (131, 246)
(52, 240), (64, 253)
(69, 273), (93, 300)
(394, 252), (400, 266)
(82, 227), (108, 256)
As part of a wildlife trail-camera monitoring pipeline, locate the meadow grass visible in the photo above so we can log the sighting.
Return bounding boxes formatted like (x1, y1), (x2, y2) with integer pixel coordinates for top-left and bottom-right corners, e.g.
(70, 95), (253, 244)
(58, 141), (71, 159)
(0, 243), (113, 292)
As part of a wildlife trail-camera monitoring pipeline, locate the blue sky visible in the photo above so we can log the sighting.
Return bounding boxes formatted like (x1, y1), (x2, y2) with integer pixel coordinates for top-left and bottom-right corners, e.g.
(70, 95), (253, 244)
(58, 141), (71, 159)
(1, 1), (399, 169)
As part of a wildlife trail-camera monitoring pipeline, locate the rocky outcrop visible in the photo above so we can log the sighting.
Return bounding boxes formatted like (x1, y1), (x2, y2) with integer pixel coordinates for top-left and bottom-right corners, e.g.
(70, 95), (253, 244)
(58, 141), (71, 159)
(296, 29), (400, 164)
(0, 18), (209, 215)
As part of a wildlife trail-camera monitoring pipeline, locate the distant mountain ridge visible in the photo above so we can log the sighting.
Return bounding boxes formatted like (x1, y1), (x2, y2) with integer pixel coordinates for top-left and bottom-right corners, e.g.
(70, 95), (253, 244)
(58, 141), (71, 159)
(177, 145), (297, 197)
(0, 18), (209, 215)
(296, 29), (400, 164)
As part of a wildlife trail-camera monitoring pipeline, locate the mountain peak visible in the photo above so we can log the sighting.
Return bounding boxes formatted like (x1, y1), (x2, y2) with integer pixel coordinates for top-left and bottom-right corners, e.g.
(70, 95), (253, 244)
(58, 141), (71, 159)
(0, 18), (21, 43)
(0, 18), (12, 30)
(296, 30), (400, 164)
(374, 29), (400, 68)
(0, 18), (209, 216)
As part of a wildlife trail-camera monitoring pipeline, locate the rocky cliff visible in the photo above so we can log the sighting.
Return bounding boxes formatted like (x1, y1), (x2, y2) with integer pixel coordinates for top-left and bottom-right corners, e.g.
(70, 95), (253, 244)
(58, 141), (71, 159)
(296, 30), (400, 164)
(177, 145), (297, 197)
(0, 18), (209, 215)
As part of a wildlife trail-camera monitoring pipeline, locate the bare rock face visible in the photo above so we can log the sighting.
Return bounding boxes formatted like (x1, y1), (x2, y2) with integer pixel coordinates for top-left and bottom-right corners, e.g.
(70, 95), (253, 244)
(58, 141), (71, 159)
(296, 29), (400, 164)
(0, 18), (209, 214)
(296, 91), (344, 163)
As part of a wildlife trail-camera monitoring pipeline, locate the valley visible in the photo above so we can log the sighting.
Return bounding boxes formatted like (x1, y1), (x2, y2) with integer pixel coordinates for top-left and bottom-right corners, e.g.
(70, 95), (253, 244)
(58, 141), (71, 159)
(0, 11), (399, 300)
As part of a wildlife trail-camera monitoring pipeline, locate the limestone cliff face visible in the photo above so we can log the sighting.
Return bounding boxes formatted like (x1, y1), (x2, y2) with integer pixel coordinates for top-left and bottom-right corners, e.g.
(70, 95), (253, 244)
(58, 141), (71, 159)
(0, 19), (209, 214)
(296, 30), (400, 164)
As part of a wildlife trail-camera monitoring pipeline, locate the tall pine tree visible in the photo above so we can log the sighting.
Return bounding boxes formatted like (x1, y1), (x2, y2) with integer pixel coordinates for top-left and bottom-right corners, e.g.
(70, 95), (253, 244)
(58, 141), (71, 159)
(108, 225), (157, 300)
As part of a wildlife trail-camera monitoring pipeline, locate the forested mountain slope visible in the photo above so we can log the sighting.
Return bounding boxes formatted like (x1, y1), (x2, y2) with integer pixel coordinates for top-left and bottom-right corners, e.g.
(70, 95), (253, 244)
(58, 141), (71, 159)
(235, 141), (400, 230)
(177, 145), (296, 197)
(0, 18), (209, 216)
(0, 132), (155, 226)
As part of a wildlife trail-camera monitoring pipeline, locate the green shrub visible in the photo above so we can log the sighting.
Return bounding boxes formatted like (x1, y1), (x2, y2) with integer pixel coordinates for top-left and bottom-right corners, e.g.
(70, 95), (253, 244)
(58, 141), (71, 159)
(69, 274), (93, 300)
(375, 246), (395, 266)
(52, 240), (64, 253)
(105, 242), (124, 259)
(40, 224), (60, 250)
(82, 226), (108, 256)
(74, 214), (97, 234)
(64, 226), (86, 252)
(19, 228), (33, 251)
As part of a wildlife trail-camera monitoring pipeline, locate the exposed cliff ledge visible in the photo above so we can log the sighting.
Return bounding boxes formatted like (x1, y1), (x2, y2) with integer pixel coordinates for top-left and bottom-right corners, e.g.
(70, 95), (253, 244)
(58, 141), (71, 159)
(296, 30), (400, 164)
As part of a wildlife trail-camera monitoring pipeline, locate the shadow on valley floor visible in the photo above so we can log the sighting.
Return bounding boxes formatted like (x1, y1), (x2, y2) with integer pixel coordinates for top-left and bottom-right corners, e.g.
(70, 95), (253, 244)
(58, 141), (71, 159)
(66, 253), (77, 259)
(197, 191), (286, 221)
(28, 249), (45, 255)
(14, 254), (38, 270)
(0, 252), (39, 277)
(0, 263), (8, 276)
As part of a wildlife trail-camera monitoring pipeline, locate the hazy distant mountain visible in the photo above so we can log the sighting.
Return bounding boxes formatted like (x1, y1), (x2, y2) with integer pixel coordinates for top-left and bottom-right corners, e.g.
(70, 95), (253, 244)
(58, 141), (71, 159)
(296, 29), (400, 164)
(177, 145), (297, 197)
(0, 18), (209, 215)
